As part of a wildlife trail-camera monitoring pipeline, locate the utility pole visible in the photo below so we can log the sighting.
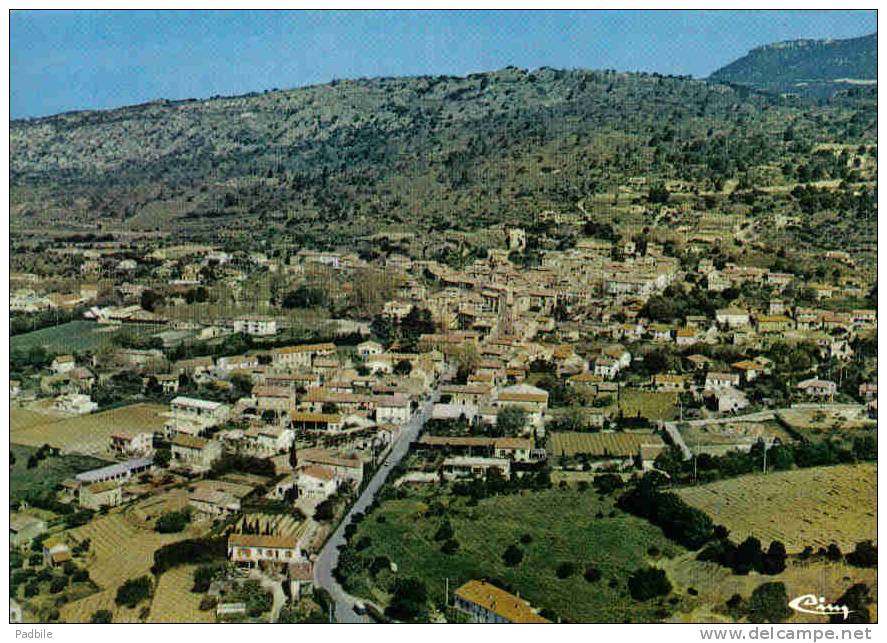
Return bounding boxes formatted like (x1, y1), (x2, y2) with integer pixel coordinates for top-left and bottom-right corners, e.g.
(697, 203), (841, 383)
(762, 439), (771, 474)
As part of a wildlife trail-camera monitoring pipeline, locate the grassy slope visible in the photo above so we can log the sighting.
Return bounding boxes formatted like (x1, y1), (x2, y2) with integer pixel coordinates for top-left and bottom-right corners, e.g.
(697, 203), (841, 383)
(676, 463), (876, 552)
(348, 486), (683, 623)
(10, 320), (164, 354)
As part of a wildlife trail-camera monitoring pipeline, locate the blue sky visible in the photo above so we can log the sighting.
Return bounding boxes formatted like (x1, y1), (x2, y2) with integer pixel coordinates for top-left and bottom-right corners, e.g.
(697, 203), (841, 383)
(11, 9), (877, 119)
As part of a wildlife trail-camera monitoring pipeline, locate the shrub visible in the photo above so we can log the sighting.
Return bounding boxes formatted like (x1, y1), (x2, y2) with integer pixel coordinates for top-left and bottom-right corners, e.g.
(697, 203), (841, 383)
(49, 575), (68, 594)
(746, 582), (790, 623)
(72, 569), (90, 583)
(192, 563), (226, 593)
(583, 566), (602, 583)
(441, 539), (460, 555)
(519, 533), (533, 545)
(593, 473), (625, 495)
(555, 562), (576, 579)
(502, 544), (523, 567)
(199, 595), (217, 612)
(826, 543), (843, 561)
(846, 541), (877, 568)
(433, 521), (454, 542)
(90, 609), (112, 623)
(830, 583), (872, 624)
(385, 577), (427, 622)
(155, 510), (190, 534)
(628, 567), (672, 601)
(369, 556), (391, 576)
(115, 576), (152, 608)
(153, 537), (227, 575)
(314, 500), (335, 522)
(761, 541), (787, 575)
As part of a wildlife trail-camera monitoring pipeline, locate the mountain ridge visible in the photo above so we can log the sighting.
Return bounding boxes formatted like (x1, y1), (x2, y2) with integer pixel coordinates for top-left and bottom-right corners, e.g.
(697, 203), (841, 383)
(709, 32), (876, 96)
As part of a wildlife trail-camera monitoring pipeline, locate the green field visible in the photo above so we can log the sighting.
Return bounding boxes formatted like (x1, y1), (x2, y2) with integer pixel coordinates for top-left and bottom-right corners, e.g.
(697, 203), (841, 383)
(617, 389), (679, 421)
(10, 320), (164, 354)
(344, 486), (683, 623)
(10, 444), (112, 505)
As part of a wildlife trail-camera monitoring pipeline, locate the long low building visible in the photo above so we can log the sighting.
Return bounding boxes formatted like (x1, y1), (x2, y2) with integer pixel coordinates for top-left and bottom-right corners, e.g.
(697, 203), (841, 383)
(453, 580), (551, 623)
(228, 533), (303, 567)
(74, 457), (153, 485)
(415, 435), (542, 462)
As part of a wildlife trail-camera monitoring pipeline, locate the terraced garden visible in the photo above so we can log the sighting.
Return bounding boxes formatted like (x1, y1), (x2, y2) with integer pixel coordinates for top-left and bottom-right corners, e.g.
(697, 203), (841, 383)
(549, 431), (664, 458)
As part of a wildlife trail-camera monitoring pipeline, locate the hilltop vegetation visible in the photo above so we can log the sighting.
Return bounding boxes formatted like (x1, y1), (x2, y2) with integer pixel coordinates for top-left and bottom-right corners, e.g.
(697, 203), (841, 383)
(10, 66), (876, 252)
(709, 33), (876, 97)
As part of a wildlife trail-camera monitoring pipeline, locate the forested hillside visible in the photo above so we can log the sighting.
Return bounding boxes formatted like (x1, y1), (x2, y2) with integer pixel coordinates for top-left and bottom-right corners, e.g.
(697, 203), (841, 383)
(10, 66), (877, 252)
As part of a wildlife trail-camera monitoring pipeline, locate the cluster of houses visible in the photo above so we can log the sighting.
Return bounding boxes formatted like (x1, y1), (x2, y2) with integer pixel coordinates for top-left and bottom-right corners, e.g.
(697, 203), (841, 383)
(9, 221), (878, 622)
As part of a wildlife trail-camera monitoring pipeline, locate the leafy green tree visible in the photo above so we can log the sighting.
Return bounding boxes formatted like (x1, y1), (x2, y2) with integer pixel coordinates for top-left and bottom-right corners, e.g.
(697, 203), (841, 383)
(746, 582), (790, 623)
(385, 578), (428, 622)
(555, 562), (577, 579)
(393, 360), (413, 376)
(583, 566), (602, 583)
(115, 576), (152, 608)
(433, 520), (454, 542)
(154, 448), (171, 468)
(440, 539), (460, 555)
(761, 541), (787, 575)
(496, 406), (528, 435)
(90, 609), (113, 624)
(628, 567), (672, 601)
(829, 583), (872, 624)
(502, 544), (524, 567)
(846, 541), (877, 568)
(155, 510), (190, 534)
(282, 285), (327, 309)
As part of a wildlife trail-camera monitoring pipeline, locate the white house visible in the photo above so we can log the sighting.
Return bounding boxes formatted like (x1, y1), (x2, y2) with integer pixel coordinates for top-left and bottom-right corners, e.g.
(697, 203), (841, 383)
(298, 464), (338, 500)
(374, 394), (411, 424)
(594, 356), (620, 379)
(716, 308), (750, 328)
(228, 533), (302, 568)
(231, 317), (278, 336)
(705, 372), (740, 390)
(164, 396), (230, 436)
(357, 340), (384, 358)
(51, 354), (76, 375)
(796, 378), (837, 398)
(54, 393), (97, 415)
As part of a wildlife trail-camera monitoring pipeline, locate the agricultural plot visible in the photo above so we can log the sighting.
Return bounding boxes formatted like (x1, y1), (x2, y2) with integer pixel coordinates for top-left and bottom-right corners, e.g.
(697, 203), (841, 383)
(11, 443), (112, 505)
(147, 565), (215, 623)
(549, 431), (664, 458)
(347, 486), (683, 623)
(60, 511), (206, 623)
(676, 464), (876, 552)
(10, 320), (164, 355)
(617, 389), (678, 421)
(11, 402), (167, 455)
(60, 588), (145, 624)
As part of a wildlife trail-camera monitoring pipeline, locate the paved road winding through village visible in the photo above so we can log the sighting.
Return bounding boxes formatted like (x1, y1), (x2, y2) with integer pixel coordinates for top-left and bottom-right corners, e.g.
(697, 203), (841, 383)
(312, 377), (446, 623)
